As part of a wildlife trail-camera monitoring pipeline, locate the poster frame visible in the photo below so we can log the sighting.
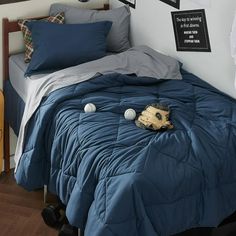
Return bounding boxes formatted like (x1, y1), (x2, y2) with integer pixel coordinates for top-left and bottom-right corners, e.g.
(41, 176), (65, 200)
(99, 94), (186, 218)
(171, 9), (211, 52)
(160, 0), (180, 9)
(119, 0), (136, 8)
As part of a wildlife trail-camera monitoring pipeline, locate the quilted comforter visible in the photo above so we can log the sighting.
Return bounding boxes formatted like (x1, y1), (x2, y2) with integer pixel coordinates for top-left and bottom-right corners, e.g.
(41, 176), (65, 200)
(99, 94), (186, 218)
(15, 71), (236, 236)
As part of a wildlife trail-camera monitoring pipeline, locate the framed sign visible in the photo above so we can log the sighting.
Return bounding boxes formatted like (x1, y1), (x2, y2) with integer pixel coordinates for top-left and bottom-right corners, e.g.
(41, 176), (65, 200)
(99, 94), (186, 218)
(171, 9), (211, 52)
(159, 0), (180, 9)
(0, 0), (29, 4)
(119, 0), (136, 8)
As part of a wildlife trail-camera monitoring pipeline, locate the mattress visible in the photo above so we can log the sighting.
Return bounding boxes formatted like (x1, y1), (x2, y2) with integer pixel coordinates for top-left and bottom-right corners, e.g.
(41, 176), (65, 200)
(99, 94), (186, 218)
(9, 53), (48, 102)
(8, 52), (118, 134)
(7, 53), (47, 134)
(9, 52), (116, 102)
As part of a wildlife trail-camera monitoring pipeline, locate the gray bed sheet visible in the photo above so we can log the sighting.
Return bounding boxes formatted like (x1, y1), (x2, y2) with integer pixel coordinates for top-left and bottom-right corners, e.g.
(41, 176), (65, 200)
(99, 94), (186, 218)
(9, 53), (47, 102)
(9, 52), (119, 102)
(9, 47), (182, 103)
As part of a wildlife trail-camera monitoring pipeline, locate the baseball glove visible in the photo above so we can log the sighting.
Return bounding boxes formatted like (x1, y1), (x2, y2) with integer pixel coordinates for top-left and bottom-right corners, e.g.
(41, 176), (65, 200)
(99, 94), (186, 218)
(135, 104), (174, 131)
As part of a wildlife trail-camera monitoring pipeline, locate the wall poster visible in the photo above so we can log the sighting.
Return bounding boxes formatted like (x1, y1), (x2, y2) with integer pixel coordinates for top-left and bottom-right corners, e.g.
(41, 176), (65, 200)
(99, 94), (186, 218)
(159, 0), (180, 9)
(0, 0), (29, 4)
(171, 9), (211, 52)
(119, 0), (136, 8)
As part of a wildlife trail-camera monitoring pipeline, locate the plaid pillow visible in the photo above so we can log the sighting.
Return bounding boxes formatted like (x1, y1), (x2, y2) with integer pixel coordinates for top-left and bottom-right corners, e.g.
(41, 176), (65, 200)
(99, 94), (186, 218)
(18, 12), (65, 63)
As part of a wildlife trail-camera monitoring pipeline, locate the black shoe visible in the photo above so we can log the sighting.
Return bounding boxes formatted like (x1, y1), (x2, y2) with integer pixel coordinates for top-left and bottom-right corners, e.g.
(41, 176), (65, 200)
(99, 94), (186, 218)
(59, 224), (78, 236)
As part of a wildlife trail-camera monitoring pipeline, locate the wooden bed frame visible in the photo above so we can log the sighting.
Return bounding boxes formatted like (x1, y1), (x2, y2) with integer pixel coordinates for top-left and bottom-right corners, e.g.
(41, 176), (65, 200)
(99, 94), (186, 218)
(2, 3), (109, 173)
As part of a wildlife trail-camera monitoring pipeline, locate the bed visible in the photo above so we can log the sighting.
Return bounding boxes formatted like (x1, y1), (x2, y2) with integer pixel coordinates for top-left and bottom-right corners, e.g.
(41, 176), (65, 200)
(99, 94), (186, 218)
(2, 3), (110, 172)
(3, 3), (236, 236)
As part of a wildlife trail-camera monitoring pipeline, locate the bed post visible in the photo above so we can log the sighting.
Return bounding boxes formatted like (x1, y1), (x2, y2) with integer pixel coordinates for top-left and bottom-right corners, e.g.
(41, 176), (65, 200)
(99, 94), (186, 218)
(2, 18), (10, 173)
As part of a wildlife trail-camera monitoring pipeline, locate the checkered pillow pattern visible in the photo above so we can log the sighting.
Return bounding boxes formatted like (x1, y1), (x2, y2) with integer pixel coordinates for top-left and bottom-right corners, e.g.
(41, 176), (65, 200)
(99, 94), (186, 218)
(18, 12), (65, 63)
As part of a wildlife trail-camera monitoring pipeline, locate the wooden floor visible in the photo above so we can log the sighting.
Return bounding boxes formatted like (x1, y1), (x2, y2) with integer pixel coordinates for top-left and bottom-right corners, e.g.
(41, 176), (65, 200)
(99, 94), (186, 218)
(1, 170), (236, 236)
(0, 170), (58, 236)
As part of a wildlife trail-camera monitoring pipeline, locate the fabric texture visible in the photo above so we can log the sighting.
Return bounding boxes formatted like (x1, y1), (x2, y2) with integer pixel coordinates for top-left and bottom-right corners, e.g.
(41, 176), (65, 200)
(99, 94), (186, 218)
(15, 71), (236, 236)
(9, 53), (48, 102)
(4, 80), (25, 136)
(18, 12), (65, 63)
(9, 53), (31, 101)
(25, 21), (112, 76)
(49, 4), (131, 53)
(13, 45), (182, 170)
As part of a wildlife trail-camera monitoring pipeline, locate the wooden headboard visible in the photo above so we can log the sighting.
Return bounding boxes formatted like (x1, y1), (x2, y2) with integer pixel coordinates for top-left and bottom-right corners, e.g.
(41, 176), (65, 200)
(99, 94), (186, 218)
(2, 3), (109, 173)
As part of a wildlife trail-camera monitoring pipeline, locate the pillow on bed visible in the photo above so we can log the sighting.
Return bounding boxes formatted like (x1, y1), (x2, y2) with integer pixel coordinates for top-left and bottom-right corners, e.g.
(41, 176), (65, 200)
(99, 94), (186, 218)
(25, 21), (112, 77)
(18, 12), (65, 63)
(49, 4), (130, 53)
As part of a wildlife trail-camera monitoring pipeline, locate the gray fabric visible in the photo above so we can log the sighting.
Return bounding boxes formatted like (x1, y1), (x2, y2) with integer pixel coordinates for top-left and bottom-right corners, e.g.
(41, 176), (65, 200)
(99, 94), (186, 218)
(9, 53), (28, 101)
(9, 53), (47, 102)
(8, 52), (116, 102)
(49, 4), (131, 53)
(45, 45), (182, 80)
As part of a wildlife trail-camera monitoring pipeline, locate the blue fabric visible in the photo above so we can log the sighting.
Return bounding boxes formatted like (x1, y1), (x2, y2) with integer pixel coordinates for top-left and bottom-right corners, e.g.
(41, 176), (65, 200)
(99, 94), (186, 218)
(4, 80), (25, 136)
(15, 71), (236, 235)
(25, 21), (112, 76)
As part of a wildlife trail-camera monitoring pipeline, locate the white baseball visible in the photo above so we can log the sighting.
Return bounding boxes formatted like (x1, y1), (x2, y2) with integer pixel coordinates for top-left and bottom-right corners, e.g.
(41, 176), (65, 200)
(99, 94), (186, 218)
(124, 108), (136, 120)
(84, 103), (96, 113)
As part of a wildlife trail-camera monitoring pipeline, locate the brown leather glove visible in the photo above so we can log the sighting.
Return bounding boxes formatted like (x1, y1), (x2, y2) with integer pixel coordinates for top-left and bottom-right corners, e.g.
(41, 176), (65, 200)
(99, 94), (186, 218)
(135, 104), (174, 131)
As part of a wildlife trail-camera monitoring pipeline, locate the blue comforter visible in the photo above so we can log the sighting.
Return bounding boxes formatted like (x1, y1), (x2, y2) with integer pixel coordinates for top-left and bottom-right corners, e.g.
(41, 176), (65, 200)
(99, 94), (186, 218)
(15, 71), (236, 236)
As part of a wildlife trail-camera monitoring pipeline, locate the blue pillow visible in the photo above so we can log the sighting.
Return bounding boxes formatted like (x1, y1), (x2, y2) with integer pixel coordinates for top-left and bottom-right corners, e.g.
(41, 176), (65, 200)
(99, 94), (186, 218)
(25, 21), (112, 76)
